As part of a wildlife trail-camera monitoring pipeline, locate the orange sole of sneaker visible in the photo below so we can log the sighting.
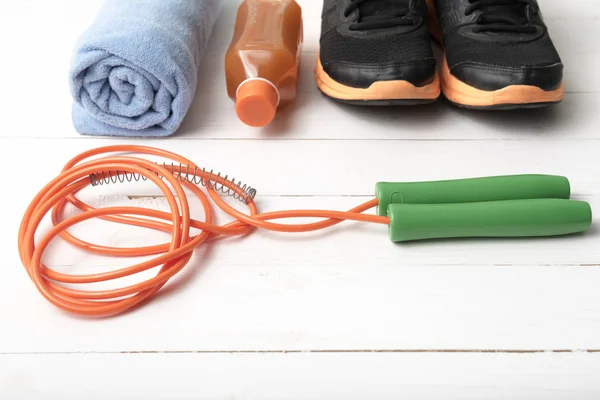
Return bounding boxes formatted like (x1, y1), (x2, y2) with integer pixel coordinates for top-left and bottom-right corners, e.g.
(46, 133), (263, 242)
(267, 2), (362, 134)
(425, 0), (564, 109)
(314, 55), (441, 105)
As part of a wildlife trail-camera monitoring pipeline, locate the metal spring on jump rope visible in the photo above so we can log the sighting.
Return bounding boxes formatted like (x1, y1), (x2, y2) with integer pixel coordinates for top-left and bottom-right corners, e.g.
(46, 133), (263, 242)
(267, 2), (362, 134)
(89, 163), (257, 205)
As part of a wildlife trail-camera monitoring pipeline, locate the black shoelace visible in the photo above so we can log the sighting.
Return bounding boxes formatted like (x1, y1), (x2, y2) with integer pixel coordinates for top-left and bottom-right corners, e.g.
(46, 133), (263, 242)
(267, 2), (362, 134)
(466, 0), (538, 33)
(344, 0), (414, 31)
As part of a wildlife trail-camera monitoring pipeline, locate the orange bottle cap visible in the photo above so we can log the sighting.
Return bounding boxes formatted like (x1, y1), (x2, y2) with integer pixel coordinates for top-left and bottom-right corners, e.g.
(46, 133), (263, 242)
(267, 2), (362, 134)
(236, 78), (280, 127)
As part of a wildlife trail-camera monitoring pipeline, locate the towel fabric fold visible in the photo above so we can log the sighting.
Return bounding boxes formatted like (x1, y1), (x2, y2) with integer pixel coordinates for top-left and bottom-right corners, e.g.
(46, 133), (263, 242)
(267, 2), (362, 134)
(69, 0), (221, 137)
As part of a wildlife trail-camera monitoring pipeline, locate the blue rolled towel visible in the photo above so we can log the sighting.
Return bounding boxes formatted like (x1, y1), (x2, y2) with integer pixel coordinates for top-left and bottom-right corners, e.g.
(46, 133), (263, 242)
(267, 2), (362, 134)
(69, 0), (221, 137)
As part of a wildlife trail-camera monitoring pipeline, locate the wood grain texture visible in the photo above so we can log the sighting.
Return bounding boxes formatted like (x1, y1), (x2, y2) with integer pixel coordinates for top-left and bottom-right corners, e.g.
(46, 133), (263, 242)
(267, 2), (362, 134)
(3, 138), (599, 198)
(2, 138), (599, 353)
(2, 0), (600, 398)
(4, 261), (600, 353)
(2, 353), (600, 400)
(1, 1), (599, 140)
(7, 195), (599, 269)
(3, 163), (600, 353)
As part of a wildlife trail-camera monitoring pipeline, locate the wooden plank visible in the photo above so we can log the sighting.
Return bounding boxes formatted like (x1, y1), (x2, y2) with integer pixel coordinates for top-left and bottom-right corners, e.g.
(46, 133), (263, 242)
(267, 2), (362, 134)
(3, 0), (600, 365)
(8, 194), (598, 269)
(4, 259), (600, 352)
(4, 138), (599, 198)
(3, 138), (598, 352)
(1, 1), (599, 140)
(5, 138), (598, 269)
(2, 353), (600, 399)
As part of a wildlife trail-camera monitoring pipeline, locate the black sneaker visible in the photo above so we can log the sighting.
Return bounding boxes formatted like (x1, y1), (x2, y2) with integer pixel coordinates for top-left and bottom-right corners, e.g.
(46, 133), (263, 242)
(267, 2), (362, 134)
(315, 0), (440, 105)
(427, 0), (564, 109)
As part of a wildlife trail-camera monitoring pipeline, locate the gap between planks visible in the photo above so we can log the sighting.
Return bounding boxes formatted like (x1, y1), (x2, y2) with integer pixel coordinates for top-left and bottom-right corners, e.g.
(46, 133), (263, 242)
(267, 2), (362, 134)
(3, 137), (600, 141)
(2, 349), (600, 356)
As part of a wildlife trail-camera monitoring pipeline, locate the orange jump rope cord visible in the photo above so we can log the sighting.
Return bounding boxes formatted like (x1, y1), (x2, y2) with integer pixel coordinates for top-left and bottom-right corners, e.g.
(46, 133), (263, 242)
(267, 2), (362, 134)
(18, 145), (389, 317)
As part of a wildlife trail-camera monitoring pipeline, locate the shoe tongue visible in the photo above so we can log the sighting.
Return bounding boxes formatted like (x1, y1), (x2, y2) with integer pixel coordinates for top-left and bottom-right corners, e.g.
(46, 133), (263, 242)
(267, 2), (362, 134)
(357, 0), (410, 21)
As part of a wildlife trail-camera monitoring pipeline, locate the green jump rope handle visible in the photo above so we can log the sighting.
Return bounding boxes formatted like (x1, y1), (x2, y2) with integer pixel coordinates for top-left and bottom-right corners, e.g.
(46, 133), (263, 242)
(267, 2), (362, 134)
(388, 199), (592, 242)
(376, 175), (570, 216)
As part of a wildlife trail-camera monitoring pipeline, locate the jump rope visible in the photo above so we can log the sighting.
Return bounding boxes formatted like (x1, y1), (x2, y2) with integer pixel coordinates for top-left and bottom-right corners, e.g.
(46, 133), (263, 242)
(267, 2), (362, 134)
(18, 145), (593, 317)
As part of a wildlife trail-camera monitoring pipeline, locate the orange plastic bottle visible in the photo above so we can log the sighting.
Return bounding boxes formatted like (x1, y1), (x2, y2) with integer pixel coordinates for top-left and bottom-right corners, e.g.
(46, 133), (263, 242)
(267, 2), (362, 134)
(225, 0), (303, 127)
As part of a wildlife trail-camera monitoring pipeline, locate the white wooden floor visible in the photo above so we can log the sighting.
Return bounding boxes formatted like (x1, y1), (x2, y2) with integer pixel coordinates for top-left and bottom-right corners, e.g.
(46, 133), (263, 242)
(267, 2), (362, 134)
(2, 0), (600, 398)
